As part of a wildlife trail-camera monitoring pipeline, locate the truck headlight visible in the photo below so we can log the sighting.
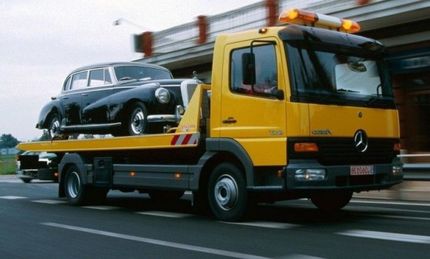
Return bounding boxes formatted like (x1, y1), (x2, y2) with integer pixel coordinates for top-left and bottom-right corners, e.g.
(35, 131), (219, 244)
(155, 88), (170, 104)
(294, 169), (326, 181)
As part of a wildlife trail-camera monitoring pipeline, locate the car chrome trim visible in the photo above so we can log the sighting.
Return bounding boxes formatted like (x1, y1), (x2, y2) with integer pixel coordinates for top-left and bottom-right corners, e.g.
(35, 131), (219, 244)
(61, 122), (121, 131)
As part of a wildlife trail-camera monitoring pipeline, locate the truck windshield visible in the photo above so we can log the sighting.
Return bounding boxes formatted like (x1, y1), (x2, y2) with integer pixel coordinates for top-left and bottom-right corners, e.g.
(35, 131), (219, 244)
(114, 66), (172, 81)
(281, 26), (395, 108)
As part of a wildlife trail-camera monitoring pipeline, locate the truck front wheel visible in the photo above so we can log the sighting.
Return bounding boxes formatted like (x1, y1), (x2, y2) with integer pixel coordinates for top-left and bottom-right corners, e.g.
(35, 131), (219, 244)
(311, 190), (353, 212)
(208, 163), (248, 221)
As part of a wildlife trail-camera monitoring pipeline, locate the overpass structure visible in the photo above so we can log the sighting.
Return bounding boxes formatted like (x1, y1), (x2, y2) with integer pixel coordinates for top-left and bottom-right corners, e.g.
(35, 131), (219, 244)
(136, 0), (430, 80)
(135, 0), (430, 177)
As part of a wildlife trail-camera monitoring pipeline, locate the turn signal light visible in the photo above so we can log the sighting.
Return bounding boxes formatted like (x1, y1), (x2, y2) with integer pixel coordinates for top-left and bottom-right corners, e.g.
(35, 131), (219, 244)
(294, 142), (319, 152)
(279, 8), (361, 33)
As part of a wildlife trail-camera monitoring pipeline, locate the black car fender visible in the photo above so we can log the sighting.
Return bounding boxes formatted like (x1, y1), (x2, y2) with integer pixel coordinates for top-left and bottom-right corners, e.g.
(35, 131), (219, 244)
(36, 99), (63, 129)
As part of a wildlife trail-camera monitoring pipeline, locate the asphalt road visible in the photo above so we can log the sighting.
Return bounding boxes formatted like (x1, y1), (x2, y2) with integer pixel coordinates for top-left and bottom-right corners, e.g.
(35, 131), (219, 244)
(1, 177), (429, 259)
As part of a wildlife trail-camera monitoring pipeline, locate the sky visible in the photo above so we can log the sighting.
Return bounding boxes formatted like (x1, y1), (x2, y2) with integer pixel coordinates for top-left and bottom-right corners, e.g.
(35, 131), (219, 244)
(0, 0), (261, 141)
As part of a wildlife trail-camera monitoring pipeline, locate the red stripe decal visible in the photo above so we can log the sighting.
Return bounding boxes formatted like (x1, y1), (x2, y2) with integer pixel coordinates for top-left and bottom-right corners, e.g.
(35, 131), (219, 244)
(171, 135), (180, 145)
(182, 134), (192, 145)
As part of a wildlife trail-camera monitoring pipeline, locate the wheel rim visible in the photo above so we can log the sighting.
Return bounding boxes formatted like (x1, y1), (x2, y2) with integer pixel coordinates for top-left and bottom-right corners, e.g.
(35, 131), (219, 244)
(49, 117), (60, 137)
(131, 108), (145, 134)
(67, 171), (81, 199)
(214, 174), (239, 211)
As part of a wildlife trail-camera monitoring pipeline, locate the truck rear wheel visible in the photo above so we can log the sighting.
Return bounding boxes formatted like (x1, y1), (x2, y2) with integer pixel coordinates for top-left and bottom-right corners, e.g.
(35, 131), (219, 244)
(64, 165), (107, 205)
(311, 190), (353, 212)
(208, 163), (248, 221)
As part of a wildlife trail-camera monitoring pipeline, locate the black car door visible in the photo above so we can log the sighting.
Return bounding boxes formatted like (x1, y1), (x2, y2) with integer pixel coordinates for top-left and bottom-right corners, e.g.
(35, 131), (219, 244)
(62, 71), (88, 125)
(81, 68), (113, 124)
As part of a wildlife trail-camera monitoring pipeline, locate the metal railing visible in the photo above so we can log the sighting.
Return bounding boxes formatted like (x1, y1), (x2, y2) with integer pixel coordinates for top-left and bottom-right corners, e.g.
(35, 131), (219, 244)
(398, 153), (430, 181)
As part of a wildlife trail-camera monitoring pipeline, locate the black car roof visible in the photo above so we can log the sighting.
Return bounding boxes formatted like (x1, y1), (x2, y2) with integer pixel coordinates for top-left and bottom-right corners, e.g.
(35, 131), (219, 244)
(69, 62), (170, 75)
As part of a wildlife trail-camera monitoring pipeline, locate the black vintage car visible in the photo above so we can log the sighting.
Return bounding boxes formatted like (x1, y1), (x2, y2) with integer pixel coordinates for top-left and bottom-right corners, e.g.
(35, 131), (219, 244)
(37, 62), (198, 138)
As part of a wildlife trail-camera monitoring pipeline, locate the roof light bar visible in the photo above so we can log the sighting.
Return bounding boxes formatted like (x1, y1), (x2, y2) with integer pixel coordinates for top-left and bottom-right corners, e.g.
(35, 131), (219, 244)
(279, 8), (361, 33)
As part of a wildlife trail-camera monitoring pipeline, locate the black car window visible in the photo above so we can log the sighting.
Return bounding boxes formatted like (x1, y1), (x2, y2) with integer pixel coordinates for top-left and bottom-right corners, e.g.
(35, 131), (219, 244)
(114, 66), (172, 81)
(71, 71), (88, 90)
(104, 69), (112, 84)
(63, 76), (71, 91)
(89, 69), (106, 87)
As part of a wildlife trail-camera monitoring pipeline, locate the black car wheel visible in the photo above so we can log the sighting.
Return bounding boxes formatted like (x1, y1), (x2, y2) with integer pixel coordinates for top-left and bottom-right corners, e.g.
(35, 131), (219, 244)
(47, 113), (61, 139)
(126, 102), (148, 135)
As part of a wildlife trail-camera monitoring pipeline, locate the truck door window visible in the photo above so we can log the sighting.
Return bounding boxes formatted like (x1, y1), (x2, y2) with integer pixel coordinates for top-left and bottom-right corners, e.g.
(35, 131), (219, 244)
(230, 44), (278, 96)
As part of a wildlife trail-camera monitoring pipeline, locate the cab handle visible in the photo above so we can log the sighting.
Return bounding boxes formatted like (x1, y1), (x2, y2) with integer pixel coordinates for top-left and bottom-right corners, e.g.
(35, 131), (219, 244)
(222, 117), (237, 124)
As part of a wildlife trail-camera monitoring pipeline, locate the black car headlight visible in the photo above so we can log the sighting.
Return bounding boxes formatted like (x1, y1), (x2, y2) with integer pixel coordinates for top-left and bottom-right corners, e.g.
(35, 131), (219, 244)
(155, 88), (170, 104)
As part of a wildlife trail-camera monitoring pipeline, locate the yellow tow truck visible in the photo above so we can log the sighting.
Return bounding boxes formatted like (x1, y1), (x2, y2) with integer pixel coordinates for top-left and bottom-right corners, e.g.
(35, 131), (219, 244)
(19, 9), (403, 221)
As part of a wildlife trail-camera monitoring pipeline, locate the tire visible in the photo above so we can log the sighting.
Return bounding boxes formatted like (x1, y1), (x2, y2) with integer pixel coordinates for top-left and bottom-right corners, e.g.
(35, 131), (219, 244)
(47, 113), (61, 139)
(148, 190), (184, 202)
(125, 102), (148, 135)
(64, 165), (107, 205)
(311, 190), (353, 212)
(208, 163), (248, 221)
(63, 165), (90, 205)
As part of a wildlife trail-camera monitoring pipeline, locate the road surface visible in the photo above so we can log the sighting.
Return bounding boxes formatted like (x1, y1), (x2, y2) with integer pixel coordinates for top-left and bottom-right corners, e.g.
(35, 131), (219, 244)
(0, 176), (429, 258)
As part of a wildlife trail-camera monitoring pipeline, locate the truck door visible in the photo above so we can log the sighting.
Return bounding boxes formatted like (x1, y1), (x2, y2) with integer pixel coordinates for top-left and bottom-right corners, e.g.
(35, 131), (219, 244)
(218, 41), (287, 166)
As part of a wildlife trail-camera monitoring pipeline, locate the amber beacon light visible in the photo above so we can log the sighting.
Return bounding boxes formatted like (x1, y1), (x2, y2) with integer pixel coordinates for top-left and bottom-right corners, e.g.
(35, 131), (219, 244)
(279, 8), (361, 33)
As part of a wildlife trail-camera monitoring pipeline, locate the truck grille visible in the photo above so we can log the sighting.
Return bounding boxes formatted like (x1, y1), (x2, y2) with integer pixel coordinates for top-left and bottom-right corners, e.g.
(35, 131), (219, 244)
(288, 138), (398, 166)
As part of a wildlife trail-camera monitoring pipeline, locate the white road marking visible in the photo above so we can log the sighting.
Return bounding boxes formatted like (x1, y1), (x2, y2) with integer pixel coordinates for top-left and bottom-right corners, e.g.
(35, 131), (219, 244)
(350, 199), (430, 207)
(277, 254), (325, 259)
(223, 221), (299, 229)
(136, 211), (192, 218)
(0, 196), (26, 199)
(373, 214), (430, 222)
(0, 179), (21, 183)
(338, 230), (430, 244)
(350, 205), (430, 214)
(42, 222), (269, 259)
(32, 199), (68, 205)
(82, 206), (120, 210)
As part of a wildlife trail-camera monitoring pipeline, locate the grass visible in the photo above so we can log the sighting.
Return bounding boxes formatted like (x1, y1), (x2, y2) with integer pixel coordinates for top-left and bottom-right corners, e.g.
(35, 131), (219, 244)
(0, 155), (16, 175)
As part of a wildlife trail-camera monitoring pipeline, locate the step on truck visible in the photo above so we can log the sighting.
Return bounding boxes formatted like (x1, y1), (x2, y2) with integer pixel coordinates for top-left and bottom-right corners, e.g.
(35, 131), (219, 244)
(18, 9), (403, 221)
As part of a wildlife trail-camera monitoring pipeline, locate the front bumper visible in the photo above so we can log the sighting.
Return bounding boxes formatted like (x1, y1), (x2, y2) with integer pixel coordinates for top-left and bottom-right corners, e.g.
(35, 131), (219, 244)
(285, 159), (403, 192)
(17, 168), (57, 181)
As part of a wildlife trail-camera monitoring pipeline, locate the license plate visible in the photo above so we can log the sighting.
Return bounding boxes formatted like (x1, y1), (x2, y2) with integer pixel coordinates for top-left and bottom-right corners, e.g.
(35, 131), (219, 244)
(350, 165), (374, 176)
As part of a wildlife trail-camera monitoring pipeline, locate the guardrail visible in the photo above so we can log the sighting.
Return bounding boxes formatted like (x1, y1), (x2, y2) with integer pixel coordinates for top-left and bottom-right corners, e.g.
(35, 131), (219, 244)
(398, 154), (430, 181)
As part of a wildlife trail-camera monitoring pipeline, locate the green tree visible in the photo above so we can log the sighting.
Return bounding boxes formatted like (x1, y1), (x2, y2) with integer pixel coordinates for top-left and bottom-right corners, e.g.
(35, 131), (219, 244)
(0, 134), (19, 148)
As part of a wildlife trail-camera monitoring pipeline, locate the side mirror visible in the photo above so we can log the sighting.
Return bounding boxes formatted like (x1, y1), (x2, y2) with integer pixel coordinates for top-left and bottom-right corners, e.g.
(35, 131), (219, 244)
(242, 53), (255, 85)
(271, 89), (284, 100)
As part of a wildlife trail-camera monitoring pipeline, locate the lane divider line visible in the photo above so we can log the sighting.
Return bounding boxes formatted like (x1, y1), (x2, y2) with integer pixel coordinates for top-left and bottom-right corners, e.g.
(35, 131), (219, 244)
(32, 199), (68, 204)
(337, 229), (430, 244)
(41, 222), (269, 259)
(136, 211), (192, 218)
(223, 221), (299, 229)
(0, 196), (26, 199)
(81, 206), (120, 211)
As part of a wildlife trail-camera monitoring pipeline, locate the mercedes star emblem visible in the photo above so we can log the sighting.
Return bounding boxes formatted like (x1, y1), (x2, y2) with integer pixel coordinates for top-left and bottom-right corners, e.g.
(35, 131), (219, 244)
(353, 130), (368, 153)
